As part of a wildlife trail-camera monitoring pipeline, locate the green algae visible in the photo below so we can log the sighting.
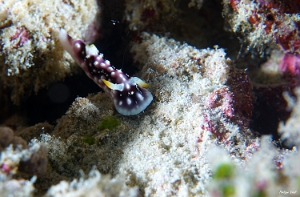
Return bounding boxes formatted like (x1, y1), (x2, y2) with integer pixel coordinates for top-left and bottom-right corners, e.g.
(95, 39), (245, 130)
(98, 116), (120, 131)
(82, 136), (96, 145)
(213, 163), (234, 179)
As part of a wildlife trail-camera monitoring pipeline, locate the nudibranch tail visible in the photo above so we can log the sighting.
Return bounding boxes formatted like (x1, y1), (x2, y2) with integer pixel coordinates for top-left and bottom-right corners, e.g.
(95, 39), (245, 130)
(58, 29), (77, 63)
(58, 29), (153, 116)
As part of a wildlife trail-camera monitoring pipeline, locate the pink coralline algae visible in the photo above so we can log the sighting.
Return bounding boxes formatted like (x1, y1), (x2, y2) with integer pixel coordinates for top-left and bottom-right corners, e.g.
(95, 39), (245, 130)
(206, 69), (254, 128)
(202, 68), (254, 143)
(1, 162), (13, 175)
(207, 88), (234, 118)
(201, 114), (228, 141)
(279, 53), (300, 76)
(9, 27), (30, 48)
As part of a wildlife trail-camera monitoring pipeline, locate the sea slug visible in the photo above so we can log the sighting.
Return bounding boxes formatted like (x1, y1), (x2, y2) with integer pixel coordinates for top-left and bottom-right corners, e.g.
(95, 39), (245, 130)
(58, 29), (153, 115)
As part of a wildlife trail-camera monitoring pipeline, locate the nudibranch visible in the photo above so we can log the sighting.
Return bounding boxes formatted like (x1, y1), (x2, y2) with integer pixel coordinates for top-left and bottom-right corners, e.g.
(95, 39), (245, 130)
(58, 29), (153, 115)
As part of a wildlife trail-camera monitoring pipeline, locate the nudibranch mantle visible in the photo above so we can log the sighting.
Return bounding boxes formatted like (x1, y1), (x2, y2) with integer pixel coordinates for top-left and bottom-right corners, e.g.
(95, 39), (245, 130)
(58, 29), (153, 116)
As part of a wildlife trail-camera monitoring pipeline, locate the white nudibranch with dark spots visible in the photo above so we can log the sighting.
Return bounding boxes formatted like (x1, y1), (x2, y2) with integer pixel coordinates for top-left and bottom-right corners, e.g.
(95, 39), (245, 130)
(58, 29), (153, 115)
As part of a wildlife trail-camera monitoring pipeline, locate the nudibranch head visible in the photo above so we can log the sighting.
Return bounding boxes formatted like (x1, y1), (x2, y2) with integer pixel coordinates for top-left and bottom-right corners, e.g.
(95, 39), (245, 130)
(105, 77), (153, 116)
(58, 29), (153, 115)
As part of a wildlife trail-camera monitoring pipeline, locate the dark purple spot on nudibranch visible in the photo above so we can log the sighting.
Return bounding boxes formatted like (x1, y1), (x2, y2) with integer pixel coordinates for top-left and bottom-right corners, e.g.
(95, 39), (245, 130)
(58, 29), (153, 115)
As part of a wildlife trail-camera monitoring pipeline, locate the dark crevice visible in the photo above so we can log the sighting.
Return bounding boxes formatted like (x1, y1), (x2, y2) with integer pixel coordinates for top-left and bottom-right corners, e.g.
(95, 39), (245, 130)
(250, 84), (295, 143)
(20, 72), (101, 126)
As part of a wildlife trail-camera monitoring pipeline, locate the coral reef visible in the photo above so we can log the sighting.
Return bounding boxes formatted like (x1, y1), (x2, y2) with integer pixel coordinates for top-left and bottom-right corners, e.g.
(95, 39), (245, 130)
(33, 33), (256, 196)
(118, 34), (257, 196)
(223, 0), (300, 55)
(223, 0), (300, 140)
(0, 126), (27, 150)
(0, 135), (48, 197)
(0, 0), (300, 196)
(46, 168), (138, 197)
(0, 177), (36, 197)
(208, 136), (297, 197)
(124, 0), (177, 31)
(279, 88), (300, 147)
(0, 127), (48, 176)
(0, 0), (99, 103)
